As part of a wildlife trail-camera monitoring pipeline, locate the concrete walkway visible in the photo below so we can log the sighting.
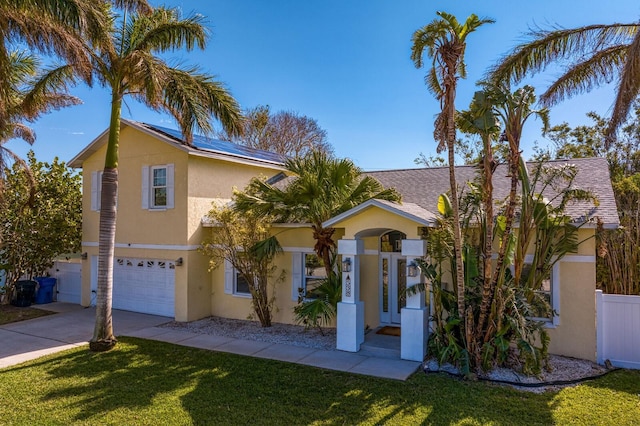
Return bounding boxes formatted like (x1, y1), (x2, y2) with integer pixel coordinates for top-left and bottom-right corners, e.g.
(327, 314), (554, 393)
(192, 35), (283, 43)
(0, 302), (421, 380)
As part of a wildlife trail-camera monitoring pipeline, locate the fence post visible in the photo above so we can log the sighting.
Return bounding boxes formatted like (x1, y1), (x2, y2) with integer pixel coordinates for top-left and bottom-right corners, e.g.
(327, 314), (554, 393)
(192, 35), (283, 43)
(595, 290), (604, 365)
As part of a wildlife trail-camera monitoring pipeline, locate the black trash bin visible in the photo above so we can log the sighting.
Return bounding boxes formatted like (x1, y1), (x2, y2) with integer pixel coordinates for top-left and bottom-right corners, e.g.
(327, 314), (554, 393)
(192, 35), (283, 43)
(11, 280), (37, 307)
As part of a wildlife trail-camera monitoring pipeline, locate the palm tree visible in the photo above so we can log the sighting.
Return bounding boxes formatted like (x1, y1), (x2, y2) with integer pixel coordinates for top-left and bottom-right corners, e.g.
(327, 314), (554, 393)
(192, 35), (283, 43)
(0, 0), (124, 118)
(489, 21), (640, 142)
(410, 11), (494, 339)
(487, 84), (549, 314)
(0, 51), (80, 197)
(87, 6), (243, 351)
(456, 89), (500, 341)
(234, 150), (401, 279)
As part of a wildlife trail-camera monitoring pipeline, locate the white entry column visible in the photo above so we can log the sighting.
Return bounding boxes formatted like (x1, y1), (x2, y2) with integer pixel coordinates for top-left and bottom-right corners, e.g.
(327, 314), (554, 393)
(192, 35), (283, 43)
(336, 239), (364, 352)
(401, 239), (428, 361)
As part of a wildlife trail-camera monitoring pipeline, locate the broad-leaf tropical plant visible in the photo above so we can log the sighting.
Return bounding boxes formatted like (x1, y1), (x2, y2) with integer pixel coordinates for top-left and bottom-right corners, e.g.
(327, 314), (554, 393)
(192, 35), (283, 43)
(456, 89), (501, 346)
(489, 21), (640, 142)
(410, 11), (494, 346)
(88, 5), (243, 351)
(487, 84), (549, 308)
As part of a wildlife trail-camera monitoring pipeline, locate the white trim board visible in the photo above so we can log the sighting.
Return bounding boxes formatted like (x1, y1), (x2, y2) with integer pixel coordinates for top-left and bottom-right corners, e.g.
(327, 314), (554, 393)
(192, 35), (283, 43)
(82, 242), (199, 251)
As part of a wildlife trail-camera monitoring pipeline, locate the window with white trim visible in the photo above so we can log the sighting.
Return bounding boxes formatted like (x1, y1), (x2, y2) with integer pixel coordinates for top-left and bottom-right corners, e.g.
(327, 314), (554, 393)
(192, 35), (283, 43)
(142, 164), (174, 210)
(224, 259), (251, 297)
(519, 262), (560, 326)
(292, 253), (327, 301)
(151, 166), (167, 207)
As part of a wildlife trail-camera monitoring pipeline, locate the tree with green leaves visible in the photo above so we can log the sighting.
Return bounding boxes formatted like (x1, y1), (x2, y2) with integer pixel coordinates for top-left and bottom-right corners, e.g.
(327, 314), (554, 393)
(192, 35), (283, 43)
(0, 50), (80, 198)
(200, 203), (283, 327)
(456, 89), (501, 345)
(0, 151), (81, 299)
(410, 11), (494, 346)
(489, 20), (640, 141)
(483, 84), (549, 343)
(540, 107), (640, 295)
(86, 5), (243, 351)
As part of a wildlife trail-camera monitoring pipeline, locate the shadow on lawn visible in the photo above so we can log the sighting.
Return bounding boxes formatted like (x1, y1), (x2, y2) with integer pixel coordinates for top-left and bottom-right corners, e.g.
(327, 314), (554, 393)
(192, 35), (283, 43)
(29, 337), (640, 425)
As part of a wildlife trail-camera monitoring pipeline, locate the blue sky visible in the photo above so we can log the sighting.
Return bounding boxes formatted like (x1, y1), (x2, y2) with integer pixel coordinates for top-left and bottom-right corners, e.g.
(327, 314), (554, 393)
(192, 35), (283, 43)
(9, 0), (640, 171)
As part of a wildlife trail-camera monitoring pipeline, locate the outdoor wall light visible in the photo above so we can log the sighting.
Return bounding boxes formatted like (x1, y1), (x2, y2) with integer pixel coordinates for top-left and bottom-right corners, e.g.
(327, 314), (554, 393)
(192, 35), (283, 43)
(342, 257), (351, 273)
(407, 261), (419, 277)
(175, 257), (183, 267)
(81, 252), (88, 260)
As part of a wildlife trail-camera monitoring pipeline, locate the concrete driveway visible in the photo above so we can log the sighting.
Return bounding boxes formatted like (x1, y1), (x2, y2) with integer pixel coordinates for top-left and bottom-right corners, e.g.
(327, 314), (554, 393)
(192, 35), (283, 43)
(0, 302), (170, 368)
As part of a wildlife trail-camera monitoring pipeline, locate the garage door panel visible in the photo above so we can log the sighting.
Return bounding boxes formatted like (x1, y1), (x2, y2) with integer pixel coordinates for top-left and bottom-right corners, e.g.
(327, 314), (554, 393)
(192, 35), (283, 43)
(112, 257), (175, 317)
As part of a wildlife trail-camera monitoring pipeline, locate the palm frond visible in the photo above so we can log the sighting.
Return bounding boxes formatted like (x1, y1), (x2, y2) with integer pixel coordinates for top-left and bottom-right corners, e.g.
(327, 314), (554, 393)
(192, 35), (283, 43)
(489, 23), (638, 85)
(608, 29), (640, 143)
(541, 45), (628, 106)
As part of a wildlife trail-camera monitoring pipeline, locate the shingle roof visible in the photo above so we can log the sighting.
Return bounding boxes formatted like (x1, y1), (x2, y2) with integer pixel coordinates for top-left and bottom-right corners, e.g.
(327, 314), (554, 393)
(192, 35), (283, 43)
(367, 157), (619, 227)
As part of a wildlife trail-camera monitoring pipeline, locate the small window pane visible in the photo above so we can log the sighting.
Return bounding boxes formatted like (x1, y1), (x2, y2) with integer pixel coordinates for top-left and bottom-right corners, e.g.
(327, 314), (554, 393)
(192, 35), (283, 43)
(522, 263), (552, 319)
(153, 188), (167, 206)
(304, 254), (327, 298)
(153, 168), (166, 186)
(382, 258), (389, 313)
(236, 272), (251, 295)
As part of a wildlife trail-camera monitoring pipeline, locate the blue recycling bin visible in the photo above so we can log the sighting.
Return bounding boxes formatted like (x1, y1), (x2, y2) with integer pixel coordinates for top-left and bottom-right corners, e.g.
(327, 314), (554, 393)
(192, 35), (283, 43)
(12, 280), (37, 307)
(34, 277), (56, 304)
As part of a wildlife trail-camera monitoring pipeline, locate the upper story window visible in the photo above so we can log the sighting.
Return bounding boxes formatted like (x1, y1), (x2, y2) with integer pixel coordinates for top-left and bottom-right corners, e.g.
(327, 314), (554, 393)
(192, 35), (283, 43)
(142, 164), (174, 210)
(151, 166), (167, 208)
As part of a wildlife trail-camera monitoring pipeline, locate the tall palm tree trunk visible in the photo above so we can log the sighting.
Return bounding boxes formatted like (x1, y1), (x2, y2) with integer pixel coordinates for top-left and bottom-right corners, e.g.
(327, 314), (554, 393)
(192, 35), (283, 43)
(443, 64), (468, 344)
(486, 146), (519, 340)
(90, 94), (121, 351)
(477, 143), (494, 341)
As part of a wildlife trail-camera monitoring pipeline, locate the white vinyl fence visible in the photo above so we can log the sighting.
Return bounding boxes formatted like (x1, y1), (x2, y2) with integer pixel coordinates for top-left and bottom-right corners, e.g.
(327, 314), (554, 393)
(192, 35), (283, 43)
(596, 290), (640, 369)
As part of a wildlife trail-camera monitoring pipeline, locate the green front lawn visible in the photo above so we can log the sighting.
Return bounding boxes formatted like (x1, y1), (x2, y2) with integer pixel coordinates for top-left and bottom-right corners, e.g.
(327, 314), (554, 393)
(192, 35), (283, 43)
(0, 304), (54, 325)
(0, 337), (638, 425)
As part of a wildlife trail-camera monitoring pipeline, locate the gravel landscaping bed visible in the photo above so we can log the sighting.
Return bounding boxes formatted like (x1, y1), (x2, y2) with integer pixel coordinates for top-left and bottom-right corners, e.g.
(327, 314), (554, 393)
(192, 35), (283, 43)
(424, 354), (612, 393)
(161, 316), (336, 350)
(162, 316), (611, 392)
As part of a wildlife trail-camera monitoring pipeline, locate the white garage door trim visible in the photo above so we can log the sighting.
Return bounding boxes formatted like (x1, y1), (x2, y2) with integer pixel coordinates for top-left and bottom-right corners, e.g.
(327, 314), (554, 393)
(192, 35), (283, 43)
(91, 256), (176, 317)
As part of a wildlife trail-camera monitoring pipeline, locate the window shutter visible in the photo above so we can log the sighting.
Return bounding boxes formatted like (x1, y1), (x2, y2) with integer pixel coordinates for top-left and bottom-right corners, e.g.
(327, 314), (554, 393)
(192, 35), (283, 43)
(141, 166), (149, 209)
(91, 171), (98, 211)
(292, 253), (303, 301)
(224, 259), (234, 294)
(166, 163), (174, 209)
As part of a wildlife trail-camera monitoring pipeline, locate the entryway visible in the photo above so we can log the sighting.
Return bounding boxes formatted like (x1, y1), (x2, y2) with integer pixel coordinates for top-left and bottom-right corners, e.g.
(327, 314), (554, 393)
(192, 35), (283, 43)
(380, 230), (407, 325)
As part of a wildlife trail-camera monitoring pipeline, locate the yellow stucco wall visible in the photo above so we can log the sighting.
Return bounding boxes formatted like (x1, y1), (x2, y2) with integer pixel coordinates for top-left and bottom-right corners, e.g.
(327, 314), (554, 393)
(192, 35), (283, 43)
(79, 123), (282, 321)
(547, 228), (597, 361)
(336, 207), (423, 240)
(207, 225), (332, 325)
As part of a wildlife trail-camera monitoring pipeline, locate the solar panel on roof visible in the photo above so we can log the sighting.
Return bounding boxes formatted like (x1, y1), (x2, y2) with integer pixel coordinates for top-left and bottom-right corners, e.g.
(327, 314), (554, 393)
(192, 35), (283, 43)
(145, 123), (284, 163)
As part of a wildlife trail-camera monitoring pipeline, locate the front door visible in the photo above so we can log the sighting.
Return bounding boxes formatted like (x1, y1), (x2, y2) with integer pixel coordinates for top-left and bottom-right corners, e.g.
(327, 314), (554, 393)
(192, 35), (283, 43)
(380, 253), (407, 324)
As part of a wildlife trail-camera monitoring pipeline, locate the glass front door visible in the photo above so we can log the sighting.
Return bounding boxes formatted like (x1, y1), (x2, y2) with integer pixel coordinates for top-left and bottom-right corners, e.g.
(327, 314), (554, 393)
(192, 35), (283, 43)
(380, 253), (407, 324)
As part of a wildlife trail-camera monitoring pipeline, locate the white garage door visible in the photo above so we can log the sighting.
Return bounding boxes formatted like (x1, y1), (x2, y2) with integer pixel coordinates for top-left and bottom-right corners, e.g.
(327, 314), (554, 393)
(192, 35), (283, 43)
(50, 261), (82, 304)
(111, 257), (176, 317)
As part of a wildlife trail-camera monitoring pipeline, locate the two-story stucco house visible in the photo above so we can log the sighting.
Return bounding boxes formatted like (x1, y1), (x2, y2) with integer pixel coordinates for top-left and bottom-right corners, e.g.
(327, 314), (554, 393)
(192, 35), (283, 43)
(69, 120), (618, 362)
